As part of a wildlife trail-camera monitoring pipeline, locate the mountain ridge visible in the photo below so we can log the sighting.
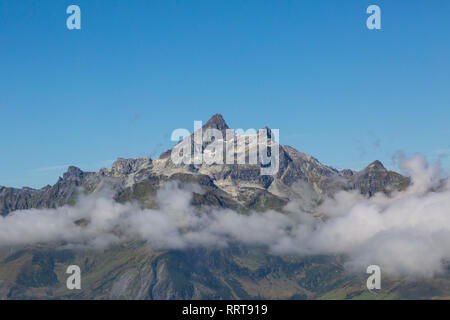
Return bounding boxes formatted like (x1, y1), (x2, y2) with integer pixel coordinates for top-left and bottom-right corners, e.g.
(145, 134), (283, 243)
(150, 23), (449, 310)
(0, 114), (409, 216)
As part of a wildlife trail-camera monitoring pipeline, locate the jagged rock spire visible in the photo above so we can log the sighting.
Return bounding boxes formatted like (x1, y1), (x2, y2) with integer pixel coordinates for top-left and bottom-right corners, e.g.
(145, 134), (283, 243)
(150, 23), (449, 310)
(365, 160), (386, 171)
(160, 114), (230, 159)
(203, 113), (229, 131)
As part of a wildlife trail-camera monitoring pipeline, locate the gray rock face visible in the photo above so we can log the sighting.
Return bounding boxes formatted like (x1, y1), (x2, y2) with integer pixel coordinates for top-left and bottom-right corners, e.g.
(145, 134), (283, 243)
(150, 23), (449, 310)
(160, 113), (230, 160)
(347, 160), (410, 196)
(0, 114), (409, 216)
(63, 166), (84, 180)
(203, 113), (229, 132)
(0, 167), (99, 216)
(111, 158), (152, 175)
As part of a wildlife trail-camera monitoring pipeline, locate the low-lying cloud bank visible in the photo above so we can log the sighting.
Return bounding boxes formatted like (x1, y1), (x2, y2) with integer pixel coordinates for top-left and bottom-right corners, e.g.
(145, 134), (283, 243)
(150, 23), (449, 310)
(1, 154), (449, 277)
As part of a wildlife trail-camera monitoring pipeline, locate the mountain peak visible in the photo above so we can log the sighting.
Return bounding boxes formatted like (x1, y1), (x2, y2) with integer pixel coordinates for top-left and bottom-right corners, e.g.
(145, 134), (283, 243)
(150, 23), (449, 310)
(203, 113), (229, 131)
(159, 114), (229, 159)
(63, 166), (84, 180)
(365, 160), (386, 171)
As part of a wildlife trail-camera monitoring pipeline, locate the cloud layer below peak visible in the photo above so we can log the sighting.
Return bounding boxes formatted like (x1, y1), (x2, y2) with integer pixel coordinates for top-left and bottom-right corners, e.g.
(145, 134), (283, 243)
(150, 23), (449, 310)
(1, 154), (449, 278)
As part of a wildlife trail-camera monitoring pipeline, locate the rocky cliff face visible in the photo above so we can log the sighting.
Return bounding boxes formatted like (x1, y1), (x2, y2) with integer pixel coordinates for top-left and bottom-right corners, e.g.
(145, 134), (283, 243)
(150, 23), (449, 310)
(0, 114), (409, 216)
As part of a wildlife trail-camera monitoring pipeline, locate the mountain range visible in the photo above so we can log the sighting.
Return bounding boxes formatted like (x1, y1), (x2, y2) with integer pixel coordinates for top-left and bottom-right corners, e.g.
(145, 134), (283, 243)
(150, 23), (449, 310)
(0, 114), (408, 216)
(1, 114), (447, 300)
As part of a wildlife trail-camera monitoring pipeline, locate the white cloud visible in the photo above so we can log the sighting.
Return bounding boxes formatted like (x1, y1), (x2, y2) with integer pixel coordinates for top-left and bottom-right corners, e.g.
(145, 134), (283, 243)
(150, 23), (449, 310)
(4, 154), (450, 278)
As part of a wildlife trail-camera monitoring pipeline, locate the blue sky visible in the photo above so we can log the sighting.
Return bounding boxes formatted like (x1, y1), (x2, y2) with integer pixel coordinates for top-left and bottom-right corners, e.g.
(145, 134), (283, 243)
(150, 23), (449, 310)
(0, 0), (449, 188)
